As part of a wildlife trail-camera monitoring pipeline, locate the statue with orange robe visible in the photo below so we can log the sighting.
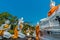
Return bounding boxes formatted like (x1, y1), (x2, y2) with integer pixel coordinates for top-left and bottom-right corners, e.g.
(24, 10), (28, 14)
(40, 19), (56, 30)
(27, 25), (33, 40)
(18, 17), (24, 31)
(12, 25), (18, 39)
(36, 22), (40, 40)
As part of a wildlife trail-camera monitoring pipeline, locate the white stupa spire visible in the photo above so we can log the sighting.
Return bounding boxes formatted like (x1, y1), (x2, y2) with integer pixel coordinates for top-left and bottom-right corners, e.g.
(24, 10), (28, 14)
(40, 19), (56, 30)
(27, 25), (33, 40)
(50, 0), (55, 8)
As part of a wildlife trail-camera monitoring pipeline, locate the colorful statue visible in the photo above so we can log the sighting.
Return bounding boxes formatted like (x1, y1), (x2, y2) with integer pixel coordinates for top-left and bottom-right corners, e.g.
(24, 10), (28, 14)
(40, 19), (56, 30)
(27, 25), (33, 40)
(18, 17), (24, 31)
(12, 25), (18, 39)
(0, 20), (11, 39)
(36, 22), (40, 40)
(18, 17), (25, 38)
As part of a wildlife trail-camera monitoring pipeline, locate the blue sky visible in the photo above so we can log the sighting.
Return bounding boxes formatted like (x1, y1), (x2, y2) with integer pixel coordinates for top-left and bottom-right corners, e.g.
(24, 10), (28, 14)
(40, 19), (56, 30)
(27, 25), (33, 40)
(0, 0), (60, 25)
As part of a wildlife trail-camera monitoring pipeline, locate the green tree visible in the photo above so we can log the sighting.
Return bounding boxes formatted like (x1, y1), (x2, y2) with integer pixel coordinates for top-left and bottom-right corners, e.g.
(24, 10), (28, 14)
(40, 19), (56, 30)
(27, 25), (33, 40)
(0, 12), (18, 29)
(22, 22), (35, 35)
(0, 12), (12, 26)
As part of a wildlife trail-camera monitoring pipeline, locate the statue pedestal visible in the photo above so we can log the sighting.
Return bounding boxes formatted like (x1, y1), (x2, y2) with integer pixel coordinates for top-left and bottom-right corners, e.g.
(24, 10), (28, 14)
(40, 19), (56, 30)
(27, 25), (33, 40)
(0, 36), (2, 39)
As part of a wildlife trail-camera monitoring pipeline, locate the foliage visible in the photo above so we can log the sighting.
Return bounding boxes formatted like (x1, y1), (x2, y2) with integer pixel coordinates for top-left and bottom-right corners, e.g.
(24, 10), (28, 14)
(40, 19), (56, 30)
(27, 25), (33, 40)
(8, 30), (14, 34)
(0, 12), (18, 30)
(22, 23), (35, 35)
(0, 12), (36, 36)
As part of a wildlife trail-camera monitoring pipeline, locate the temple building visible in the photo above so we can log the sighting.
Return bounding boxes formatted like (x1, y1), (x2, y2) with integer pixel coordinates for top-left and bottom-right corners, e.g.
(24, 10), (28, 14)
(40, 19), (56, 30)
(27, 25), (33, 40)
(40, 0), (60, 32)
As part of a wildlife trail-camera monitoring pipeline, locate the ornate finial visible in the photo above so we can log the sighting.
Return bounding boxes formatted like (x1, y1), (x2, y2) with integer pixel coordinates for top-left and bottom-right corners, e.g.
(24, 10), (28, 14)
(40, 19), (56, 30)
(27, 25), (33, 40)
(50, 0), (55, 8)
